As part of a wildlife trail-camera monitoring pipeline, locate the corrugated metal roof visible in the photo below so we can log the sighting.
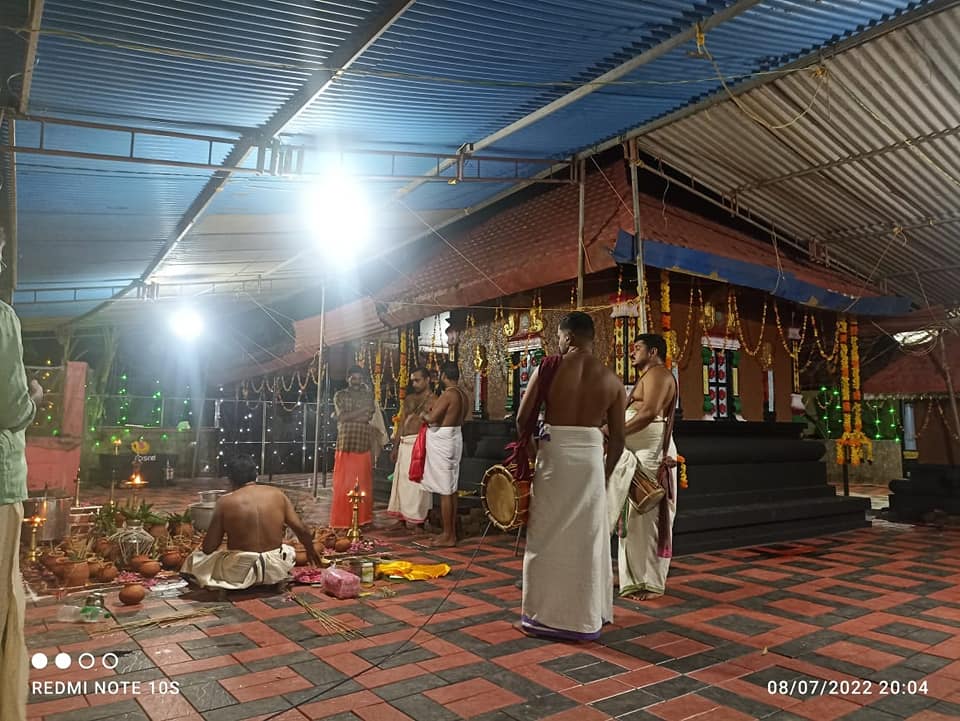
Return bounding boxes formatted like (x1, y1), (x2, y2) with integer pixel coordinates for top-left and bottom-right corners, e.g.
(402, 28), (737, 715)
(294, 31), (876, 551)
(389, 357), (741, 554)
(8, 0), (938, 325)
(639, 2), (960, 308)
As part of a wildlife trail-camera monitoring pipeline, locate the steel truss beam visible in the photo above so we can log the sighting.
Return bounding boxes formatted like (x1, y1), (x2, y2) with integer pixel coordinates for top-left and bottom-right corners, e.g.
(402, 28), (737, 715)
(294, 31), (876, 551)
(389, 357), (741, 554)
(13, 275), (309, 306)
(396, 0), (765, 198)
(5, 113), (571, 184)
(810, 212), (960, 246)
(67, 0), (416, 327)
(729, 124), (960, 195)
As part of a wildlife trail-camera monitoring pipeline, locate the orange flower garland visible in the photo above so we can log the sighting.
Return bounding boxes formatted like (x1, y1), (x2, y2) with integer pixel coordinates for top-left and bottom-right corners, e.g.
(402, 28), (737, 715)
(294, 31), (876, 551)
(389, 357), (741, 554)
(836, 316), (873, 465)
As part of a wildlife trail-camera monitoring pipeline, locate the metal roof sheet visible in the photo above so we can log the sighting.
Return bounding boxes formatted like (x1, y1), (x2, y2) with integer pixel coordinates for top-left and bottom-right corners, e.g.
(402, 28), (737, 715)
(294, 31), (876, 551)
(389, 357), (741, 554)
(639, 2), (960, 307)
(7, 0), (938, 326)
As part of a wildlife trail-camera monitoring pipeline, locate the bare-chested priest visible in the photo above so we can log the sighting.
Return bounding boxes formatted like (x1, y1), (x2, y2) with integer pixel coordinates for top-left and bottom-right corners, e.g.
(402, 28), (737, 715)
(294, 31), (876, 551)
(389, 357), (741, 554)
(517, 311), (626, 641)
(182, 456), (321, 590)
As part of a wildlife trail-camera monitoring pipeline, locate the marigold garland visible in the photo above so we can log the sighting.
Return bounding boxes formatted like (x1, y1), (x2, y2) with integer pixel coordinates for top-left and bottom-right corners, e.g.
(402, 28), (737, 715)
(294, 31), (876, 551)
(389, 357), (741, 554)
(836, 316), (873, 465)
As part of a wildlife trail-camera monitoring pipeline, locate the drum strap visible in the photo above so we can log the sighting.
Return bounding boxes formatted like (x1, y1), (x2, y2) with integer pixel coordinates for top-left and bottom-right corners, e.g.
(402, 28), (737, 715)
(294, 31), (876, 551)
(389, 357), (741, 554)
(504, 355), (562, 481)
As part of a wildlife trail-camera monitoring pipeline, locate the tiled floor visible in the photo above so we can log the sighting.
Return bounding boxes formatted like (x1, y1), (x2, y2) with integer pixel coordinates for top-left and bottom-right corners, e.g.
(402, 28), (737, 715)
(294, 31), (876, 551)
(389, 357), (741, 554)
(25, 485), (960, 721)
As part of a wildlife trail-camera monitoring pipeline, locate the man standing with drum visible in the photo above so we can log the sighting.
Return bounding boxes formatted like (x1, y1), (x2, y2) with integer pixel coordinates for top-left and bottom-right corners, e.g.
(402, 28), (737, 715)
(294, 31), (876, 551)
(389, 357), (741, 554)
(609, 334), (679, 600)
(516, 312), (625, 641)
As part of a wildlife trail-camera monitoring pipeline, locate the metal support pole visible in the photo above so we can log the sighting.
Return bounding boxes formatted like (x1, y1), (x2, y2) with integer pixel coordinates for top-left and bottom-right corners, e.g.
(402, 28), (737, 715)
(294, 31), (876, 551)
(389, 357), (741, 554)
(260, 400), (268, 475)
(301, 402), (308, 471)
(842, 452), (850, 497)
(628, 139), (648, 333)
(311, 283), (327, 496)
(576, 159), (586, 309)
(940, 331), (960, 441)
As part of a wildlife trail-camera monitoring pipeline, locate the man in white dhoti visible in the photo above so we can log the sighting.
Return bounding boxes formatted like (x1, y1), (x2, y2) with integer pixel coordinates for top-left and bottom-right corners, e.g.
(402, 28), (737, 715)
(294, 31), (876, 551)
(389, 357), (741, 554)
(182, 457), (320, 590)
(387, 368), (433, 530)
(607, 334), (679, 601)
(517, 312), (626, 642)
(420, 361), (470, 547)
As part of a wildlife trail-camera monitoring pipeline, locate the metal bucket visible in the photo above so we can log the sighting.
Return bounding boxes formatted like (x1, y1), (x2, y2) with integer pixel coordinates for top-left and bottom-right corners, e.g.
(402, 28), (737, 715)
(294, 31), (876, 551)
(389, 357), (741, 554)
(198, 490), (226, 504)
(188, 502), (216, 532)
(21, 496), (72, 543)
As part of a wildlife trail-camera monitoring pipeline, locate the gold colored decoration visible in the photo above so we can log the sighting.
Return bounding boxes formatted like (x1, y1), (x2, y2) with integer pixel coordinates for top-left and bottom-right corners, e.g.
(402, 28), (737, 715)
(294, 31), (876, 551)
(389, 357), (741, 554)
(529, 291), (544, 334)
(474, 343), (487, 372)
(660, 269), (673, 368)
(373, 343), (383, 404)
(702, 301), (716, 330)
(760, 341), (774, 371)
(836, 317), (873, 466)
(24, 515), (44, 563)
(347, 482), (366, 541)
(502, 312), (516, 338)
(727, 290), (768, 358)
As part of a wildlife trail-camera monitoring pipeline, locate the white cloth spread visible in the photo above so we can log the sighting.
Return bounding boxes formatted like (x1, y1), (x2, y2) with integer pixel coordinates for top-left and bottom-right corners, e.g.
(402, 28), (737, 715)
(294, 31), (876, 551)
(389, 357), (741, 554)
(420, 426), (463, 495)
(612, 409), (677, 596)
(181, 544), (295, 590)
(523, 426), (613, 636)
(388, 434), (431, 523)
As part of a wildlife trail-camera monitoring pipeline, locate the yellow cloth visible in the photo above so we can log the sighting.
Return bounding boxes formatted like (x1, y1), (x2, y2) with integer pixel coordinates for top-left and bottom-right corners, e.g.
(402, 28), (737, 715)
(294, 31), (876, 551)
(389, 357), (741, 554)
(378, 561), (451, 581)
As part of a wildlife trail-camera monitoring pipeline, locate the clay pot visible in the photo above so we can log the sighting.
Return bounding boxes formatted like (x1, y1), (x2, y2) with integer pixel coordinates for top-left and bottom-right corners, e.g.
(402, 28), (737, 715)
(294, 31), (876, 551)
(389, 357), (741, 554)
(61, 560), (90, 587)
(334, 537), (352, 553)
(51, 557), (69, 579)
(42, 551), (64, 571)
(99, 563), (118, 582)
(148, 524), (168, 541)
(139, 560), (161, 578)
(87, 558), (104, 580)
(160, 551), (183, 570)
(94, 538), (112, 556)
(323, 533), (338, 550)
(173, 523), (194, 538)
(118, 584), (146, 606)
(129, 554), (150, 572)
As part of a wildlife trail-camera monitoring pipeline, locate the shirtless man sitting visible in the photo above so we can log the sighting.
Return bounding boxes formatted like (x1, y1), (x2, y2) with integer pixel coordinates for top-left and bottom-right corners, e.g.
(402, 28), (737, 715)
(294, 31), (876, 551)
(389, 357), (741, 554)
(182, 456), (321, 591)
(420, 361), (471, 547)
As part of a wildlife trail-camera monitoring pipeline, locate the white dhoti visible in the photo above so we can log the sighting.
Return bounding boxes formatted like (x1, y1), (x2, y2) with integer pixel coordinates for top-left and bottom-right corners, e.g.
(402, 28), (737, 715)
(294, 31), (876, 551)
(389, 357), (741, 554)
(388, 435), (431, 523)
(181, 544), (295, 590)
(522, 426), (613, 641)
(608, 412), (677, 597)
(0, 502), (27, 721)
(420, 426), (463, 496)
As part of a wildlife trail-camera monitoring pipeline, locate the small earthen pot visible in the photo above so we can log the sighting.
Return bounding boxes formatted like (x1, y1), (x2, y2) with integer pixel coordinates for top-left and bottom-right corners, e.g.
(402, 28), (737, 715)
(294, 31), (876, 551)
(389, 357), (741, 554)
(139, 560), (161, 578)
(62, 560), (90, 587)
(94, 538), (112, 556)
(294, 547), (308, 566)
(52, 557), (69, 580)
(99, 562), (118, 582)
(118, 583), (146, 606)
(148, 524), (168, 541)
(87, 558), (104, 580)
(42, 551), (64, 571)
(129, 554), (150, 572)
(160, 550), (183, 570)
(334, 537), (352, 553)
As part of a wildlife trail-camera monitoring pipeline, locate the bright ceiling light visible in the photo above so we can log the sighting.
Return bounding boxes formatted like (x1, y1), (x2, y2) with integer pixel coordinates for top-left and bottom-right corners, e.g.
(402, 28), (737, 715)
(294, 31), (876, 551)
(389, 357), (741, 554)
(169, 308), (204, 341)
(304, 172), (371, 266)
(893, 329), (935, 347)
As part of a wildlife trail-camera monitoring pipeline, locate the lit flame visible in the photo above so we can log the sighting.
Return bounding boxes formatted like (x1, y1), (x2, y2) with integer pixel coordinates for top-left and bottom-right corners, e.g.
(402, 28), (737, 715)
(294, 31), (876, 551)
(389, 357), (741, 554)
(125, 473), (146, 488)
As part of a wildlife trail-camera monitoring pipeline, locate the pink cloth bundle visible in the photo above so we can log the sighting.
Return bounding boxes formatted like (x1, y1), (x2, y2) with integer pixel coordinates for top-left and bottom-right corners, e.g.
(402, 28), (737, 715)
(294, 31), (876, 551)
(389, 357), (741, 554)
(321, 566), (360, 599)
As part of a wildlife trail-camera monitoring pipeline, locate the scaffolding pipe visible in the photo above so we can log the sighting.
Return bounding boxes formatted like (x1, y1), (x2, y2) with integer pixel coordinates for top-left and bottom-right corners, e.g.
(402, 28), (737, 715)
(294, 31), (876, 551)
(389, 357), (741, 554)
(628, 140), (648, 332)
(940, 331), (960, 442)
(312, 283), (326, 496)
(577, 160), (586, 308)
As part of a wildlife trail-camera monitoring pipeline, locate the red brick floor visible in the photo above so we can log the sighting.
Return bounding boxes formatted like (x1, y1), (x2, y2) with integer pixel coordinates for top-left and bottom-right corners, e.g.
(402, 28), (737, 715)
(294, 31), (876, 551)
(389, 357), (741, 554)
(24, 489), (960, 721)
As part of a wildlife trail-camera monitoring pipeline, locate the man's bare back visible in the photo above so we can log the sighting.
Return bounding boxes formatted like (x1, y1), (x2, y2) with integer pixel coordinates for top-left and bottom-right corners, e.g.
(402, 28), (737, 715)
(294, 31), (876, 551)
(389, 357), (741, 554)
(202, 484), (319, 563)
(431, 385), (470, 427)
(544, 352), (622, 428)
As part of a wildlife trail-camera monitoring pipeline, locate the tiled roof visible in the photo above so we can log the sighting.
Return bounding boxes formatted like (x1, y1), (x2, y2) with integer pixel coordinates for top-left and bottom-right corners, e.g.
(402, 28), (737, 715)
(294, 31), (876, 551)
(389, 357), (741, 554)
(863, 333), (960, 397)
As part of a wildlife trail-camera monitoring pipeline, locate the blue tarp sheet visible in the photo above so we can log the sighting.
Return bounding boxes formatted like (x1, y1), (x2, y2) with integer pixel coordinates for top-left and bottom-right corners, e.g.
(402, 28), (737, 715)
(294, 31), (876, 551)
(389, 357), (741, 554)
(613, 229), (912, 317)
